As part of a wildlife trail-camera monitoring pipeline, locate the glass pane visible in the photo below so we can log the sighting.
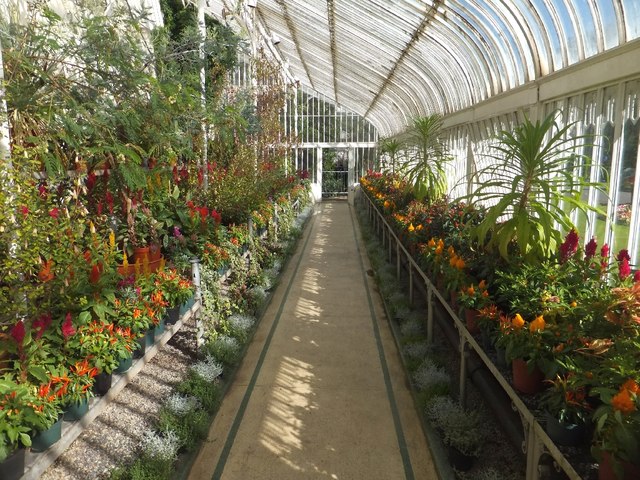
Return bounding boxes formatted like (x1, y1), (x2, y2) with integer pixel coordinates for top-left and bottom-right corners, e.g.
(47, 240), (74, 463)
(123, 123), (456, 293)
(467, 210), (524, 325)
(621, 0), (640, 40)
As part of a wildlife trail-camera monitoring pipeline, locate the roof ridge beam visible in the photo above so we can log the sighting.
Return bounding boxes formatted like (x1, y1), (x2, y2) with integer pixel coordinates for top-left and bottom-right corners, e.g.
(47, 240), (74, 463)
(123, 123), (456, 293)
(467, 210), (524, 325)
(364, 0), (442, 119)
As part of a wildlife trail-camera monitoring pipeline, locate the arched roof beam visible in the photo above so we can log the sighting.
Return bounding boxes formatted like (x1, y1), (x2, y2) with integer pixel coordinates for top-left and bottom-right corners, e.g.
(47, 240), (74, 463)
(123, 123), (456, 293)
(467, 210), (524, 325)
(364, 0), (441, 118)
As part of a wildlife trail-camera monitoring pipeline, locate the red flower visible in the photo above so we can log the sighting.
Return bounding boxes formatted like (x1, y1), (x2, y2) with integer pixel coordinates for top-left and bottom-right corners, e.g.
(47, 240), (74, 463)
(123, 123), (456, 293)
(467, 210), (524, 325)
(97, 202), (103, 215)
(210, 209), (222, 224)
(19, 205), (29, 217)
(105, 191), (114, 215)
(172, 166), (179, 184)
(89, 264), (101, 284)
(617, 249), (631, 262)
(601, 244), (610, 258)
(584, 237), (597, 259)
(619, 257), (632, 280)
(634, 270), (640, 283)
(33, 314), (52, 339)
(197, 169), (203, 186)
(199, 207), (209, 221)
(559, 229), (579, 263)
(38, 183), (48, 198)
(86, 172), (97, 191)
(48, 207), (60, 219)
(62, 313), (75, 339)
(11, 321), (26, 344)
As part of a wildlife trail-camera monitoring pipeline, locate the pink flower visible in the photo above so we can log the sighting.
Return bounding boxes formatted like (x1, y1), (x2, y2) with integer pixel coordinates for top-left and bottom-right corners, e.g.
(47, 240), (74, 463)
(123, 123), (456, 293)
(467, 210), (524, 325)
(48, 207), (59, 219)
(601, 244), (610, 258)
(62, 313), (75, 339)
(559, 229), (579, 263)
(634, 270), (640, 283)
(619, 257), (632, 280)
(585, 237), (597, 259)
(11, 321), (26, 344)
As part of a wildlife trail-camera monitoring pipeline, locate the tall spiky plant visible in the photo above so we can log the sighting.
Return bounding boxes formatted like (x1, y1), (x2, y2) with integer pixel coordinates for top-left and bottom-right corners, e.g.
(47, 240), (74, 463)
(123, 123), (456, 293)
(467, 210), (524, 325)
(378, 137), (403, 174)
(469, 112), (606, 262)
(399, 114), (450, 204)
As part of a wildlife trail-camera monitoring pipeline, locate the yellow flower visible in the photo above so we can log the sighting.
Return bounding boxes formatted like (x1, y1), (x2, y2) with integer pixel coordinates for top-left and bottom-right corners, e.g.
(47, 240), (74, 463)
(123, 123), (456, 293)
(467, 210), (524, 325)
(570, 301), (577, 308)
(529, 315), (545, 332)
(109, 231), (116, 249)
(512, 313), (525, 330)
(408, 223), (415, 232)
(383, 200), (390, 209)
(416, 224), (423, 231)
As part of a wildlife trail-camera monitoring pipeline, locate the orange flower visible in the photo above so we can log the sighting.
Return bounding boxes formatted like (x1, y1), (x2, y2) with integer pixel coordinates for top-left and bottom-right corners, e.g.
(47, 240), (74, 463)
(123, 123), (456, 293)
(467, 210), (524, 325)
(622, 379), (640, 394)
(427, 238), (436, 248)
(612, 389), (636, 414)
(512, 313), (525, 330)
(455, 258), (465, 269)
(38, 259), (55, 282)
(529, 315), (546, 332)
(478, 280), (487, 290)
(434, 246), (443, 255)
(466, 285), (475, 296)
(570, 301), (577, 308)
(408, 223), (415, 232)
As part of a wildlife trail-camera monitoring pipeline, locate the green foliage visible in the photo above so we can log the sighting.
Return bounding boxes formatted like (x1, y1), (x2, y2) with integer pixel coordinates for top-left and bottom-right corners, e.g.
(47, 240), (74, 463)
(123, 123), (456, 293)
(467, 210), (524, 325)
(157, 408), (209, 452)
(469, 112), (605, 263)
(176, 371), (222, 413)
(378, 137), (404, 174)
(397, 115), (450, 203)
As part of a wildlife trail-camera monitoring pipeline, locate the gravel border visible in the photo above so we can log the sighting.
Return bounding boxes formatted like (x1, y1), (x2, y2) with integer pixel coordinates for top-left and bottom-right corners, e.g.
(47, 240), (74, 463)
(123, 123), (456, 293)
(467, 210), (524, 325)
(39, 315), (199, 480)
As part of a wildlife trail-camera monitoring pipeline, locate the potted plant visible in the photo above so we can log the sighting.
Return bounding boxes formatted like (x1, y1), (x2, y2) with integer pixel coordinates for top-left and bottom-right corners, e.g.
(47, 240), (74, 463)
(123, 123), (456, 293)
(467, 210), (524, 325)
(30, 375), (65, 452)
(539, 372), (592, 446)
(591, 378), (640, 480)
(154, 269), (194, 324)
(61, 358), (98, 420)
(458, 280), (491, 334)
(495, 313), (553, 394)
(128, 204), (154, 262)
(0, 378), (39, 478)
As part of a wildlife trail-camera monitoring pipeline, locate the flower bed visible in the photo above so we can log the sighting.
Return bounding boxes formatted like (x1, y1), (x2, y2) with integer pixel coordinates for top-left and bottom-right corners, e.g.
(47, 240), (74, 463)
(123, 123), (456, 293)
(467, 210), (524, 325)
(360, 170), (640, 478)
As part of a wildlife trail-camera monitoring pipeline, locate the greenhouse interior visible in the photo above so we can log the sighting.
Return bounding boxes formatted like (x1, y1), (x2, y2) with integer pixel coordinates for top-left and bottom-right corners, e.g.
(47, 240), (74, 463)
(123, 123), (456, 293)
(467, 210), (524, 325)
(1, 0), (640, 479)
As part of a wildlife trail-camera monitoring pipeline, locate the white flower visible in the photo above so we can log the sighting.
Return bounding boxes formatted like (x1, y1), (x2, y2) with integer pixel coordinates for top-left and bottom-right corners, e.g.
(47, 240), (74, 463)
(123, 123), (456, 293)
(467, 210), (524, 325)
(228, 314), (255, 334)
(141, 430), (180, 462)
(191, 355), (223, 382)
(165, 393), (201, 416)
(412, 359), (450, 391)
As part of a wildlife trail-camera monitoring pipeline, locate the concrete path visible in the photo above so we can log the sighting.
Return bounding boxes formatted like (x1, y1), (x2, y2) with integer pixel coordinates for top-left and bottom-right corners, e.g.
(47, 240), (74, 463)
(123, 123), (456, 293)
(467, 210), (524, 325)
(189, 200), (438, 480)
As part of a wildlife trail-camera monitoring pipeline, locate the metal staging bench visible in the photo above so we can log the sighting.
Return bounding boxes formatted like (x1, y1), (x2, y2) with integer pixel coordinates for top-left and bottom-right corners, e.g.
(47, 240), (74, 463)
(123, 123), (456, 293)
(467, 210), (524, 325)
(358, 188), (582, 480)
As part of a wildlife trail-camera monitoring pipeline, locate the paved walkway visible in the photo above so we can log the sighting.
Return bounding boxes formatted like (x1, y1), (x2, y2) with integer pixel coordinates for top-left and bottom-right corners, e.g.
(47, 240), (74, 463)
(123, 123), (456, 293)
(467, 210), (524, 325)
(189, 200), (438, 480)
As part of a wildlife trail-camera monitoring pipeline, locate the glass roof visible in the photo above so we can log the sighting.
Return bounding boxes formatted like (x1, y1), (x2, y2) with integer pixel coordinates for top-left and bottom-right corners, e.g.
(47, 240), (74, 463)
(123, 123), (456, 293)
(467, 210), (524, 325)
(206, 0), (639, 136)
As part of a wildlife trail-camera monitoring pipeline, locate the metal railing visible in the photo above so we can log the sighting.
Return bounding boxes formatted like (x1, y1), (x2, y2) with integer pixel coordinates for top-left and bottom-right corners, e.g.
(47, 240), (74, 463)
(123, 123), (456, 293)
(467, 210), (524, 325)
(358, 189), (582, 480)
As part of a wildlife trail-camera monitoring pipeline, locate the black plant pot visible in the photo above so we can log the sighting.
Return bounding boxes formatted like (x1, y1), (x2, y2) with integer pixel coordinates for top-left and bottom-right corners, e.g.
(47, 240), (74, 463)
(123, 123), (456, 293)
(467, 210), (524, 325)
(0, 447), (25, 480)
(165, 306), (180, 325)
(93, 371), (112, 396)
(544, 412), (588, 446)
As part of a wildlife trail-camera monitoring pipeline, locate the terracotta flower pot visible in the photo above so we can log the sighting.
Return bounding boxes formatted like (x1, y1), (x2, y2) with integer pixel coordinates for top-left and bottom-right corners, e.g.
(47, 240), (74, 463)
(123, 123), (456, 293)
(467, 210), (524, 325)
(599, 451), (640, 480)
(512, 358), (544, 394)
(465, 309), (480, 334)
(149, 243), (162, 262)
(132, 246), (150, 264)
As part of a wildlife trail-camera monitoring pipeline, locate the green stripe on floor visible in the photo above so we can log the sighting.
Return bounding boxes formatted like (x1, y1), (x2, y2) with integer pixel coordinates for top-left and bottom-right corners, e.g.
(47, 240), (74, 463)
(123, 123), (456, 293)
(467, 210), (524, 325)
(211, 213), (316, 480)
(349, 203), (415, 480)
